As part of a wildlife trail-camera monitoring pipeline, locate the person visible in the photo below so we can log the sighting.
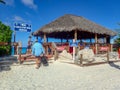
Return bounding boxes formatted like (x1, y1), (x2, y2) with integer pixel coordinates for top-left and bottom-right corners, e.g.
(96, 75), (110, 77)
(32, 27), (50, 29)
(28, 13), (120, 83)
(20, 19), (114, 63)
(32, 39), (45, 69)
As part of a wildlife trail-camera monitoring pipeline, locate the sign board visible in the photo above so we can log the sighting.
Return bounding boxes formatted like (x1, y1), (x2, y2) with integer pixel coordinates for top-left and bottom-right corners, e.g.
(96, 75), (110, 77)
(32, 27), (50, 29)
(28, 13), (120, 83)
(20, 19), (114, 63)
(14, 23), (31, 32)
(70, 42), (78, 47)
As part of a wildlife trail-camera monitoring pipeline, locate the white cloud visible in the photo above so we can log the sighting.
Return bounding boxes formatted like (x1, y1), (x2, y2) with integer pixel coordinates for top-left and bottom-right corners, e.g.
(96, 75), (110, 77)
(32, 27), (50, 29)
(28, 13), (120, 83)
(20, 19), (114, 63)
(13, 15), (31, 23)
(2, 16), (31, 29)
(25, 12), (31, 16)
(5, 0), (14, 6)
(13, 16), (25, 22)
(21, 0), (37, 9)
(3, 21), (11, 26)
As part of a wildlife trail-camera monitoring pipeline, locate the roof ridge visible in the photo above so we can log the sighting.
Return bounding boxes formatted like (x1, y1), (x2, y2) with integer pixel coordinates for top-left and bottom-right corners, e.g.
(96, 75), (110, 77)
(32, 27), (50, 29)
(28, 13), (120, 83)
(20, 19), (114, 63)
(63, 14), (82, 27)
(34, 14), (116, 37)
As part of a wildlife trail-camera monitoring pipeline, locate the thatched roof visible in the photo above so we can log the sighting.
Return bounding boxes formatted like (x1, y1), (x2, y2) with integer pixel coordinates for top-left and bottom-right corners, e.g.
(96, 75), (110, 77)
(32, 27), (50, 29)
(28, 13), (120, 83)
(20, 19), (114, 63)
(34, 14), (116, 39)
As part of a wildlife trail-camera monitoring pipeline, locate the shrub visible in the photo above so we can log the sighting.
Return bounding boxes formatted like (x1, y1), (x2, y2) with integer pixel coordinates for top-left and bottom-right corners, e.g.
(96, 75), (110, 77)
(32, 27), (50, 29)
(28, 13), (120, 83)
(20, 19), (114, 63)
(0, 21), (12, 56)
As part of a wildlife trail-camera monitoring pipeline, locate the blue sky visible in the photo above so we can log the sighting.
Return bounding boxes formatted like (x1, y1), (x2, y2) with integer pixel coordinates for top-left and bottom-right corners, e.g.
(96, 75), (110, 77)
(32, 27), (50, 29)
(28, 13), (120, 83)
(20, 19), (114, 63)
(0, 0), (120, 46)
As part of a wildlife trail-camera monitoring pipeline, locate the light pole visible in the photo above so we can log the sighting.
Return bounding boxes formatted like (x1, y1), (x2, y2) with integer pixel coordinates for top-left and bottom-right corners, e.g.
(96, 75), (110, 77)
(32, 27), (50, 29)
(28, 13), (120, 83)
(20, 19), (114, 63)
(14, 31), (16, 42)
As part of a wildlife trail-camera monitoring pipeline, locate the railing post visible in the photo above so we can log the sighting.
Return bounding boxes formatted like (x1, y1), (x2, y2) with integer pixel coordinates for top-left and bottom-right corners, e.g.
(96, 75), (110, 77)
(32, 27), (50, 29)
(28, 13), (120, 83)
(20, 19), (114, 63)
(107, 50), (109, 63)
(111, 44), (113, 52)
(54, 49), (58, 61)
(95, 33), (98, 54)
(18, 47), (22, 64)
(80, 54), (83, 66)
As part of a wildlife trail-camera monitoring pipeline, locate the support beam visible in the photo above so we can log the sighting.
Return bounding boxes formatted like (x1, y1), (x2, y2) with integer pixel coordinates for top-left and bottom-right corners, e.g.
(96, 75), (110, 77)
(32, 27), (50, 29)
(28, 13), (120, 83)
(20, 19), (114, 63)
(80, 54), (83, 66)
(106, 36), (110, 44)
(61, 38), (63, 45)
(95, 33), (98, 54)
(107, 51), (109, 62)
(44, 33), (47, 43)
(111, 44), (113, 52)
(47, 37), (48, 42)
(90, 38), (92, 43)
(74, 30), (77, 41)
(104, 37), (106, 43)
(73, 30), (77, 61)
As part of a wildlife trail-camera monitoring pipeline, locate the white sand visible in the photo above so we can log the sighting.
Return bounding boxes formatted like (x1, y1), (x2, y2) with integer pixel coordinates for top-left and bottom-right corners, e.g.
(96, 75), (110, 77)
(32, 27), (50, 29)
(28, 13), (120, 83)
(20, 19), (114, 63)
(0, 60), (120, 90)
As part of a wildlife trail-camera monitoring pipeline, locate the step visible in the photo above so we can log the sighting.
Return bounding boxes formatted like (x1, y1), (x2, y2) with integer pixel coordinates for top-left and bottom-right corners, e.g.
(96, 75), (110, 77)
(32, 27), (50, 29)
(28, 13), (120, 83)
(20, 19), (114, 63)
(0, 56), (18, 65)
(0, 65), (11, 71)
(0, 56), (17, 61)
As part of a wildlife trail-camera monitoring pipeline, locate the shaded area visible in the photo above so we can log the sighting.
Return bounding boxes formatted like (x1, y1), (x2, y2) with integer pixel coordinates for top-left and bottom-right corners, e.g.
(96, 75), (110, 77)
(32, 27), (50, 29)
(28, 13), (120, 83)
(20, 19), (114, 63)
(0, 56), (18, 72)
(0, 65), (11, 72)
(109, 61), (120, 70)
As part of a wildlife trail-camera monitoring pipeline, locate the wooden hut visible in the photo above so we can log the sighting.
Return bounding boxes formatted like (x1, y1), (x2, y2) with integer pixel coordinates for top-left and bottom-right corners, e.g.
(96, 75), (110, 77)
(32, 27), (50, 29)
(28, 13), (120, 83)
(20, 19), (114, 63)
(34, 14), (116, 54)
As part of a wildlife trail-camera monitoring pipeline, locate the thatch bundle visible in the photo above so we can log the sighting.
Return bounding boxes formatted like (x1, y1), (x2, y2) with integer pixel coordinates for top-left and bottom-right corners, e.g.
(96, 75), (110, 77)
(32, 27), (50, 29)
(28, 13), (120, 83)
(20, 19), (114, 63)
(34, 14), (116, 39)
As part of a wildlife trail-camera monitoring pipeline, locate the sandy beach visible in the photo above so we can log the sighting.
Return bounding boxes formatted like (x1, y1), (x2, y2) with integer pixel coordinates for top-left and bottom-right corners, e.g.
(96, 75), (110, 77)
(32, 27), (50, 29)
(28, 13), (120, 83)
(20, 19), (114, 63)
(1, 0), (120, 90)
(0, 59), (120, 90)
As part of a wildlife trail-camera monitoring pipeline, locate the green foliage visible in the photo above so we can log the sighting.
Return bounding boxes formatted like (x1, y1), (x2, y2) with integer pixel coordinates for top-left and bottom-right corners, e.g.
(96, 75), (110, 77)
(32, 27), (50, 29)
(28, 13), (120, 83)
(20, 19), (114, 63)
(115, 36), (120, 44)
(0, 21), (13, 56)
(114, 23), (120, 50)
(113, 48), (117, 52)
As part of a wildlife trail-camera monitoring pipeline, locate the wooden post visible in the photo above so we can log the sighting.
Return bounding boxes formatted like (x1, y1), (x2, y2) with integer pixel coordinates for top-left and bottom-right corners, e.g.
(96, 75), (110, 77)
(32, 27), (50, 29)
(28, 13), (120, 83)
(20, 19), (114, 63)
(14, 31), (16, 43)
(111, 44), (113, 52)
(46, 45), (48, 55)
(44, 33), (47, 43)
(47, 37), (48, 42)
(72, 30), (77, 61)
(18, 47), (22, 64)
(106, 36), (110, 43)
(61, 39), (62, 44)
(74, 30), (77, 41)
(54, 49), (56, 61)
(80, 54), (83, 66)
(104, 37), (106, 43)
(66, 38), (69, 42)
(17, 41), (22, 55)
(54, 49), (58, 61)
(14, 45), (17, 55)
(73, 48), (75, 59)
(90, 38), (92, 43)
(73, 39), (76, 61)
(13, 31), (16, 55)
(107, 50), (109, 62)
(95, 33), (98, 54)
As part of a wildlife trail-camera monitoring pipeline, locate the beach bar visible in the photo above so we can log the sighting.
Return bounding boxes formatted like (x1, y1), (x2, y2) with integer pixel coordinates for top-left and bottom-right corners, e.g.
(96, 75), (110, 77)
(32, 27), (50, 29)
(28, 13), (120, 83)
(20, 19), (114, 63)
(34, 14), (116, 54)
(15, 14), (118, 66)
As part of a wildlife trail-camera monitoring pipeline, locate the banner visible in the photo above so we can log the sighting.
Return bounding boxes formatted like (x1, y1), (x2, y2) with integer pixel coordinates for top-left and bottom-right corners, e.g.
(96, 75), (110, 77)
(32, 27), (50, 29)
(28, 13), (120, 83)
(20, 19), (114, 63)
(14, 23), (31, 32)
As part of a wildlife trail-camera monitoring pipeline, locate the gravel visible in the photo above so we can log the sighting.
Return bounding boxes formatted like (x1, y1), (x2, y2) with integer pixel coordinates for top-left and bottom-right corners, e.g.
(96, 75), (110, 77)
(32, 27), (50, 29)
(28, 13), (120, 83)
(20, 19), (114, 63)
(0, 60), (120, 90)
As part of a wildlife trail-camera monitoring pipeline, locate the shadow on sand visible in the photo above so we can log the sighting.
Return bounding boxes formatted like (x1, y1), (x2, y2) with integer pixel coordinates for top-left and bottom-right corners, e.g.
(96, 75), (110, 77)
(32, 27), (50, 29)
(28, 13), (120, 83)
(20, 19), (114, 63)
(109, 62), (120, 70)
(0, 56), (18, 72)
(0, 65), (11, 72)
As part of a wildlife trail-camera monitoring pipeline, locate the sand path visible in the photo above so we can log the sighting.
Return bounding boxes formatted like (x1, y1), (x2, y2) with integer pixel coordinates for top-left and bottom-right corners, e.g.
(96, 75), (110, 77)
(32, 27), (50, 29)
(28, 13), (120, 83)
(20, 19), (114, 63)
(0, 60), (120, 90)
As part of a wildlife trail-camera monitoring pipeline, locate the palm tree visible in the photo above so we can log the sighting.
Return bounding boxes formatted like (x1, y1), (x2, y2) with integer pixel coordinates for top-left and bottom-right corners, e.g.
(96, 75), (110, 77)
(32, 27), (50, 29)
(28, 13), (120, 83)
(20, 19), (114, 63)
(0, 0), (6, 4)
